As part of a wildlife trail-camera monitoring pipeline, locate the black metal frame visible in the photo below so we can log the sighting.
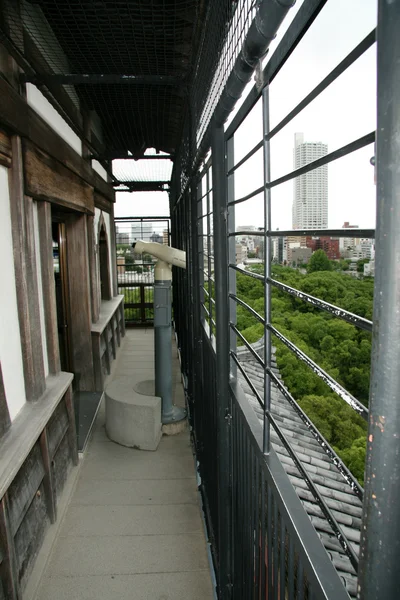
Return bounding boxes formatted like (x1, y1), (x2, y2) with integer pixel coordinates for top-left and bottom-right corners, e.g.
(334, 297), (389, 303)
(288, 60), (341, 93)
(171, 0), (398, 598)
(114, 217), (170, 326)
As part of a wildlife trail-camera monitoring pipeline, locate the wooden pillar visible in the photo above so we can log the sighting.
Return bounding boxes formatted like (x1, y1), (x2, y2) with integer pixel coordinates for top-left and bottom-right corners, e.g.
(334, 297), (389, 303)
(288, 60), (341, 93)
(65, 214), (95, 391)
(8, 136), (45, 400)
(37, 201), (60, 374)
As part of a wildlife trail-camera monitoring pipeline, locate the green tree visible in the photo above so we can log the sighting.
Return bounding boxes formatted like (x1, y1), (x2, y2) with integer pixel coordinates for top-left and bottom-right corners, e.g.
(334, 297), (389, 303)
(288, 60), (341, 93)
(357, 258), (370, 273)
(307, 250), (333, 273)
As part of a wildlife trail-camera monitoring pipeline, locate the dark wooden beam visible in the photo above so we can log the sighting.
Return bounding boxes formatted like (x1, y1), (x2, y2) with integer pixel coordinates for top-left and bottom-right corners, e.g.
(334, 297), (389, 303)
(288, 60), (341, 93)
(0, 76), (114, 202)
(8, 136), (46, 401)
(37, 201), (61, 375)
(24, 140), (95, 214)
(0, 129), (12, 168)
(94, 191), (113, 214)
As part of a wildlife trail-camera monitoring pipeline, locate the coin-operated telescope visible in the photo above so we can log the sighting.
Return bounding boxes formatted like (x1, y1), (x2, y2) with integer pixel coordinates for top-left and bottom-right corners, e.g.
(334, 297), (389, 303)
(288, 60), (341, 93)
(132, 241), (186, 423)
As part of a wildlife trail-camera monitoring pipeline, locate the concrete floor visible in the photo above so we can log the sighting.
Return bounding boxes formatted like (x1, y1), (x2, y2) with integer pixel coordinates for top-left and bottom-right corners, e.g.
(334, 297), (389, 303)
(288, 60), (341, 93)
(35, 329), (214, 600)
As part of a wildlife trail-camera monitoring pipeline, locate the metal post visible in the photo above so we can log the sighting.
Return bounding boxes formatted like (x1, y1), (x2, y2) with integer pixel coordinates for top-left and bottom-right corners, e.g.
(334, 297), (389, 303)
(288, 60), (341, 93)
(227, 134), (237, 378)
(262, 85), (272, 454)
(154, 260), (186, 423)
(358, 1), (400, 598)
(211, 121), (233, 599)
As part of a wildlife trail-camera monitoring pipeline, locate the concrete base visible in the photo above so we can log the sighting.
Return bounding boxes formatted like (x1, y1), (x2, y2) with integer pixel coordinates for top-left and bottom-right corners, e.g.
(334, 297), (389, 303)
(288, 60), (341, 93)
(105, 376), (162, 451)
(134, 379), (187, 432)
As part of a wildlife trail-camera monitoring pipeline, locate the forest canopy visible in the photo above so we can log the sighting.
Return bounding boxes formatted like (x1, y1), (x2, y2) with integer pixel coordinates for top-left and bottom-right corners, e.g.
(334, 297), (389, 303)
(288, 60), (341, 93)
(236, 263), (373, 484)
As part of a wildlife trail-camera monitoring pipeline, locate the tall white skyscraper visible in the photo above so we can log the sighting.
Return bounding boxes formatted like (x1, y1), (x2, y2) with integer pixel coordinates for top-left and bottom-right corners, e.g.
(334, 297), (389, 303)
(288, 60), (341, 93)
(292, 133), (328, 229)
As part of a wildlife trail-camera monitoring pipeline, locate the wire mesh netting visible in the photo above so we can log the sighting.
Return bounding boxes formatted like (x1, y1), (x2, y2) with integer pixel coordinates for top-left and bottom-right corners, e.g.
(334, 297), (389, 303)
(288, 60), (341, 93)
(1, 0), (208, 157)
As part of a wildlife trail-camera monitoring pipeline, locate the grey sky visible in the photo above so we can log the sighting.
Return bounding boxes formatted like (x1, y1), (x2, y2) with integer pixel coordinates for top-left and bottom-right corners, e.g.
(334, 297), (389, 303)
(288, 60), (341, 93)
(115, 0), (377, 232)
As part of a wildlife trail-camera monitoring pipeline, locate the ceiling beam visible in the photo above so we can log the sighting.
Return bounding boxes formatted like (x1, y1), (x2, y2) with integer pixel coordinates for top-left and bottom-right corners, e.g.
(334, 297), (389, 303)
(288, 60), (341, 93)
(20, 74), (183, 86)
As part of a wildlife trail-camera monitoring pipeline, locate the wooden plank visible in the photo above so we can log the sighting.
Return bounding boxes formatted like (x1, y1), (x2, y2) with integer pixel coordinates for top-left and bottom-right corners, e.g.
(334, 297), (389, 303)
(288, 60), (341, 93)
(39, 429), (57, 524)
(37, 202), (61, 374)
(64, 388), (78, 466)
(0, 495), (21, 600)
(0, 77), (114, 202)
(47, 400), (69, 459)
(8, 136), (45, 401)
(65, 214), (95, 391)
(23, 141), (95, 214)
(91, 335), (104, 392)
(86, 215), (100, 324)
(0, 363), (11, 439)
(115, 314), (121, 348)
(7, 444), (45, 537)
(109, 322), (116, 360)
(13, 481), (49, 591)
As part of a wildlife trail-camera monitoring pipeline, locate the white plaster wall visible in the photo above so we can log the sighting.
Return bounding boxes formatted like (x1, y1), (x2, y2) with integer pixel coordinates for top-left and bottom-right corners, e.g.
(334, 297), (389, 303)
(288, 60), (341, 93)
(0, 167), (26, 420)
(94, 208), (102, 306)
(102, 211), (116, 296)
(26, 84), (82, 156)
(32, 202), (49, 378)
(92, 160), (108, 181)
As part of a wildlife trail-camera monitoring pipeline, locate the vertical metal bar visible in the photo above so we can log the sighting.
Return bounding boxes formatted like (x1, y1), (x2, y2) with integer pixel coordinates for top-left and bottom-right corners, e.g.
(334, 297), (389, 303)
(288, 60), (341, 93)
(288, 537), (294, 600)
(250, 447), (256, 600)
(262, 85), (272, 454)
(226, 135), (237, 378)
(358, 2), (400, 599)
(273, 495), (279, 597)
(254, 460), (260, 600)
(260, 469), (267, 597)
(211, 122), (233, 599)
(280, 516), (286, 600)
(297, 558), (304, 600)
(206, 167), (213, 336)
(267, 486), (273, 599)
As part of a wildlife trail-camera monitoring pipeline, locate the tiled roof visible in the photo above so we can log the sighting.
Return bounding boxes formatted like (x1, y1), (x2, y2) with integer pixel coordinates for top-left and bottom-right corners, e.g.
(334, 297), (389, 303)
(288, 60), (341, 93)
(237, 340), (362, 597)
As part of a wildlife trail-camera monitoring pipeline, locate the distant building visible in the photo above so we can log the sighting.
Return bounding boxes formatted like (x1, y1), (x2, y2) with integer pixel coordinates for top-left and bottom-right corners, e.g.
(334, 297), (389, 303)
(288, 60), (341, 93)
(340, 221), (359, 254)
(163, 229), (170, 245)
(236, 243), (248, 265)
(116, 232), (129, 244)
(364, 260), (375, 277)
(306, 236), (340, 260)
(293, 133), (328, 230)
(288, 246), (312, 265)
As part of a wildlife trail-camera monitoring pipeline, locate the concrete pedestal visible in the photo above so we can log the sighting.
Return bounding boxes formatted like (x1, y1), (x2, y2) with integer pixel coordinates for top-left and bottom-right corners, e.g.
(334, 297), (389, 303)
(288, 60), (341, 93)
(105, 376), (162, 451)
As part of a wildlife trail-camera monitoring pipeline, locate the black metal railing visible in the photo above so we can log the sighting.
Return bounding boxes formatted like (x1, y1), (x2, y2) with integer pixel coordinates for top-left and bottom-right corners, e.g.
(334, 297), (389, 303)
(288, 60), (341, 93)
(115, 217), (170, 325)
(169, 0), (399, 598)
